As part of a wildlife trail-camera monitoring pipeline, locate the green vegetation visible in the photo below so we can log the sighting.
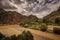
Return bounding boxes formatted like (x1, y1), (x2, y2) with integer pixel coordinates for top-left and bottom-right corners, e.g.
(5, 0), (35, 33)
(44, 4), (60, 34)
(18, 6), (60, 34)
(0, 33), (5, 40)
(19, 21), (41, 30)
(55, 18), (60, 26)
(0, 31), (33, 40)
(39, 23), (48, 32)
(19, 20), (48, 31)
(43, 19), (54, 25)
(53, 27), (60, 35)
(19, 20), (60, 35)
(0, 7), (60, 35)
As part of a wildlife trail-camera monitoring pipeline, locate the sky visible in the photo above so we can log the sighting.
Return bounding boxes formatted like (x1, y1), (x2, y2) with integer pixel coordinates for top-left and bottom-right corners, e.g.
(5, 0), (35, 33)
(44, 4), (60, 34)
(0, 0), (60, 18)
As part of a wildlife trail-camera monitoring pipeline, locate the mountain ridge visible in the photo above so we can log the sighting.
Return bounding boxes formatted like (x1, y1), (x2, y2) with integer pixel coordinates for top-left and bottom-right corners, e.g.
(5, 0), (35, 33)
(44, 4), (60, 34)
(0, 8), (38, 24)
(43, 7), (60, 22)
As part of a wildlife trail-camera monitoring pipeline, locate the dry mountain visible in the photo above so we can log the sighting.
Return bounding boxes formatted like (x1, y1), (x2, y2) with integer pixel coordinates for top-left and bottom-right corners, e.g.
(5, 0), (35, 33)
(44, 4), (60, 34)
(43, 7), (60, 23)
(0, 8), (38, 24)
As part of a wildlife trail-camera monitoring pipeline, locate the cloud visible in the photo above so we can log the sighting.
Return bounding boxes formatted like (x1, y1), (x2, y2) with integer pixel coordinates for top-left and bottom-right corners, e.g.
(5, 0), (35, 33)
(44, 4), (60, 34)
(0, 0), (16, 9)
(0, 0), (60, 18)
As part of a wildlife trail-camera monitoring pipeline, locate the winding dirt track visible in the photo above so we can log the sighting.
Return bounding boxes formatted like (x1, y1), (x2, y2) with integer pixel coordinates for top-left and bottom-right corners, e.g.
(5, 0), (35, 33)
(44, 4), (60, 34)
(0, 25), (60, 40)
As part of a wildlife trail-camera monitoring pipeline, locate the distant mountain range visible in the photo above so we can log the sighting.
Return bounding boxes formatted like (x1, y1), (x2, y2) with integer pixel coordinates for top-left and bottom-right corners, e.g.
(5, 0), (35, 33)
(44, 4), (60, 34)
(0, 8), (38, 24)
(0, 6), (60, 24)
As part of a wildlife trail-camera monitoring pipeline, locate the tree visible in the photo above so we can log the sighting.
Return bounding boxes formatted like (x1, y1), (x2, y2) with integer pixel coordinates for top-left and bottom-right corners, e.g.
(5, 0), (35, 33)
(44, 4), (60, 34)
(26, 31), (33, 40)
(0, 31), (33, 40)
(21, 31), (33, 40)
(55, 18), (60, 25)
(53, 27), (60, 35)
(40, 23), (48, 32)
(0, 33), (5, 40)
(3, 37), (10, 40)
(10, 35), (18, 40)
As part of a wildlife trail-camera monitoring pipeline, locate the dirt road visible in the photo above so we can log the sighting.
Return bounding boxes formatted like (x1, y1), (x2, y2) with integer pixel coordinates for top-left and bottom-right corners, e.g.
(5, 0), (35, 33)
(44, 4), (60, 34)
(0, 25), (60, 40)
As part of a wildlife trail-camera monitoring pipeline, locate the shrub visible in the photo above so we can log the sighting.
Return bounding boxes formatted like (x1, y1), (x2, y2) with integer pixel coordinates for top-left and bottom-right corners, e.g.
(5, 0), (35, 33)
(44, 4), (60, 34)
(19, 22), (25, 26)
(0, 33), (5, 40)
(21, 31), (33, 40)
(3, 37), (10, 40)
(53, 27), (60, 35)
(24, 24), (29, 28)
(0, 31), (34, 40)
(55, 18), (60, 26)
(55, 18), (60, 24)
(10, 35), (18, 40)
(26, 31), (33, 40)
(40, 23), (47, 32)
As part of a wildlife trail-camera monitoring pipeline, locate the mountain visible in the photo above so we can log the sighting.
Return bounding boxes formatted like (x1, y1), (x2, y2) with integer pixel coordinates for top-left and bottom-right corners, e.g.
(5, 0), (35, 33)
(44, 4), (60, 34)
(43, 7), (60, 22)
(0, 0), (60, 18)
(0, 7), (60, 24)
(0, 8), (38, 24)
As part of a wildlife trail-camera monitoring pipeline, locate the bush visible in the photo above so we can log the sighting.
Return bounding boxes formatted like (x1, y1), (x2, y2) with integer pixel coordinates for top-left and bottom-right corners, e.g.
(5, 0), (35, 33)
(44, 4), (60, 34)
(23, 24), (29, 28)
(21, 31), (33, 40)
(40, 23), (48, 32)
(55, 18), (60, 26)
(3, 37), (10, 40)
(10, 35), (18, 40)
(26, 31), (33, 40)
(0, 33), (5, 40)
(0, 31), (34, 40)
(53, 27), (60, 35)
(55, 18), (60, 24)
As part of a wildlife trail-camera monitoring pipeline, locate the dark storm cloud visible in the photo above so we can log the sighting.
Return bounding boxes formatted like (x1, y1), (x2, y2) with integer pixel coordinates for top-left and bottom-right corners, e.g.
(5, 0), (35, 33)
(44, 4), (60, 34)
(26, 0), (37, 4)
(0, 0), (60, 18)
(9, 0), (22, 4)
(44, 0), (60, 4)
(0, 0), (17, 9)
(0, 3), (16, 9)
(26, 0), (37, 2)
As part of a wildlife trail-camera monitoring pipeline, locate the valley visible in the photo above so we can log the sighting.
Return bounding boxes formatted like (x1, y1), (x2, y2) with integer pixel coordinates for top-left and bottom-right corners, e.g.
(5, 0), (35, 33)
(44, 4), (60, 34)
(0, 25), (60, 40)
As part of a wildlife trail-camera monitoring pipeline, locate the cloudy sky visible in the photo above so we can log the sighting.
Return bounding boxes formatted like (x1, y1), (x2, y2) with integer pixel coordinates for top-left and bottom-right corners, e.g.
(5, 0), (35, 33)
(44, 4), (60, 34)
(0, 0), (60, 18)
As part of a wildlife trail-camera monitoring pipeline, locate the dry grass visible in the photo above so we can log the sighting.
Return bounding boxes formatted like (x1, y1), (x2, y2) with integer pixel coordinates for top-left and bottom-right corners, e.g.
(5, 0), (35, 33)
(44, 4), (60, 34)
(48, 25), (60, 30)
(0, 25), (60, 40)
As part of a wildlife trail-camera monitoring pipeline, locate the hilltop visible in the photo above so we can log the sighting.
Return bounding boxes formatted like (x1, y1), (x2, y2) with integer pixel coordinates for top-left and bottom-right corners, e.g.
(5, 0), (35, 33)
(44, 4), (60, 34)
(43, 7), (60, 23)
(0, 8), (38, 24)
